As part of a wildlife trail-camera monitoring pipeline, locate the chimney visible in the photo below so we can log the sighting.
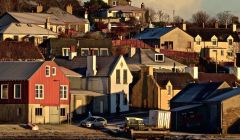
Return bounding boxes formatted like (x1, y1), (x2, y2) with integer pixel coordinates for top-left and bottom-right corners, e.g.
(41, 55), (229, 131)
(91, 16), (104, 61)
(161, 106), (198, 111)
(230, 67), (240, 80)
(202, 23), (205, 28)
(149, 21), (154, 28)
(108, 22), (112, 31)
(233, 24), (237, 32)
(86, 55), (97, 77)
(182, 23), (186, 31)
(36, 3), (43, 13)
(66, 4), (73, 14)
(85, 10), (88, 19)
(128, 47), (136, 57)
(45, 17), (50, 29)
(69, 45), (77, 60)
(141, 3), (145, 9)
(128, 0), (132, 6)
(141, 66), (153, 79)
(185, 67), (198, 79)
(215, 21), (219, 29)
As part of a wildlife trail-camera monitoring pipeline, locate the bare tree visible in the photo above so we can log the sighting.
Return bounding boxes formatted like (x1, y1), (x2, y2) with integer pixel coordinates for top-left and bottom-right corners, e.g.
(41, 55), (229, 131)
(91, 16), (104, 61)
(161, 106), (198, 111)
(148, 8), (156, 22)
(157, 10), (164, 22)
(216, 11), (233, 28)
(173, 16), (183, 24)
(192, 11), (210, 27)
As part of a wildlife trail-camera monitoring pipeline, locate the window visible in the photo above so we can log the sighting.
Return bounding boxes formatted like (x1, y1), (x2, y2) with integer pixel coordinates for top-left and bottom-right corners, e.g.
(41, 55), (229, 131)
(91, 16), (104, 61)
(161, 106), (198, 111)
(93, 50), (99, 56)
(116, 69), (120, 84)
(221, 50), (224, 56)
(228, 39), (233, 46)
(13, 36), (19, 41)
(167, 85), (172, 95)
(52, 67), (56, 76)
(164, 41), (173, 49)
(43, 36), (48, 41)
(196, 37), (201, 45)
(100, 50), (108, 56)
(60, 108), (66, 116)
(14, 84), (21, 99)
(35, 84), (44, 99)
(35, 108), (42, 116)
(124, 93), (128, 105)
(155, 54), (164, 62)
(60, 85), (68, 99)
(1, 84), (8, 99)
(123, 70), (128, 84)
(212, 39), (217, 46)
(62, 48), (70, 56)
(45, 66), (50, 77)
(81, 49), (89, 56)
(112, 1), (117, 6)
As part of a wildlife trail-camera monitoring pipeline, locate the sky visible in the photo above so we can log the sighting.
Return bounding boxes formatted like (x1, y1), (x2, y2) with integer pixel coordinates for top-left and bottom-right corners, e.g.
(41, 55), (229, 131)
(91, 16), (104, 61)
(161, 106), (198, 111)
(131, 0), (240, 21)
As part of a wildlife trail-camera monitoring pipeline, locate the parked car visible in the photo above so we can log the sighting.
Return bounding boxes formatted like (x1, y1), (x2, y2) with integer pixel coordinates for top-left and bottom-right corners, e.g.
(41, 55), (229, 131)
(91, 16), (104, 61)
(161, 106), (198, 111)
(80, 116), (107, 128)
(125, 117), (145, 131)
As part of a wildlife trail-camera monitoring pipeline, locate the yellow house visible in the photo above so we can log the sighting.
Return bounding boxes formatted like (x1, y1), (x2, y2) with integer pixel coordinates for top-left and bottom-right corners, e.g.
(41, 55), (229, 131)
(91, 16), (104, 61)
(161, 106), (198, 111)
(0, 23), (58, 46)
(186, 24), (240, 62)
(131, 66), (194, 110)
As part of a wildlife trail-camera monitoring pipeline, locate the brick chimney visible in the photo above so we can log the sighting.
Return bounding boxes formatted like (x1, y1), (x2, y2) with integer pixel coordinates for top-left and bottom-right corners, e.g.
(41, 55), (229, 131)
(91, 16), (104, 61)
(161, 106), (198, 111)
(66, 4), (73, 14)
(36, 3), (43, 13)
(141, 3), (145, 9)
(86, 54), (97, 77)
(185, 67), (198, 79)
(45, 17), (50, 29)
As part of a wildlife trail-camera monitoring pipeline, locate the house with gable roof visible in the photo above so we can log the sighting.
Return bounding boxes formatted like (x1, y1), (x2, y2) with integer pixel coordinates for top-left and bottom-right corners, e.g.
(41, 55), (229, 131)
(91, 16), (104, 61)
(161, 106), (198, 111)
(135, 27), (194, 52)
(55, 55), (133, 113)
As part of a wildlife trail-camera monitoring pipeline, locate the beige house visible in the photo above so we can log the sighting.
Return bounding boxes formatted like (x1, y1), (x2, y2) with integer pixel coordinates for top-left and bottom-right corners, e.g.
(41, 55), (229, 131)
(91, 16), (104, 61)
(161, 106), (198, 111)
(0, 23), (58, 45)
(186, 24), (240, 62)
(135, 27), (194, 52)
(131, 66), (195, 110)
(56, 55), (133, 114)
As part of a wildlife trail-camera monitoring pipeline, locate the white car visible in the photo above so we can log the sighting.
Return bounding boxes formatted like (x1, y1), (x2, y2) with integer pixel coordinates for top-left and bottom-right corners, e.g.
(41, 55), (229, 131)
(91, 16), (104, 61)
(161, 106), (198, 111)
(80, 116), (107, 128)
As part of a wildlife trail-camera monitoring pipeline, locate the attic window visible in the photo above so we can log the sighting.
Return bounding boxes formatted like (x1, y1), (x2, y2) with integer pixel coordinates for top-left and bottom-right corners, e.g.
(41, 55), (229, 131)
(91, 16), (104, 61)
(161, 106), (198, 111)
(228, 39), (233, 46)
(155, 54), (164, 62)
(27, 24), (32, 27)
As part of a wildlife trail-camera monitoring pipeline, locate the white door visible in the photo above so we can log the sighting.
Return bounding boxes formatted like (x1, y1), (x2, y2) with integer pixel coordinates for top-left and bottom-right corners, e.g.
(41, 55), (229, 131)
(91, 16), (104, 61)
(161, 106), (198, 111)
(100, 101), (104, 113)
(76, 100), (83, 114)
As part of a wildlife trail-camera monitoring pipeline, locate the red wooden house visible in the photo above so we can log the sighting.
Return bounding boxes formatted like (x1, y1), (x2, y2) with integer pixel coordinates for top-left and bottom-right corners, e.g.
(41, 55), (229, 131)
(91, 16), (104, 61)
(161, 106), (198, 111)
(0, 61), (70, 124)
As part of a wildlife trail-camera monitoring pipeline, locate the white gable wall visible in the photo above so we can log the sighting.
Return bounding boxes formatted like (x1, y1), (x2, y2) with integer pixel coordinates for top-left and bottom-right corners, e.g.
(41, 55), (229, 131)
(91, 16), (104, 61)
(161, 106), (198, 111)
(109, 56), (133, 113)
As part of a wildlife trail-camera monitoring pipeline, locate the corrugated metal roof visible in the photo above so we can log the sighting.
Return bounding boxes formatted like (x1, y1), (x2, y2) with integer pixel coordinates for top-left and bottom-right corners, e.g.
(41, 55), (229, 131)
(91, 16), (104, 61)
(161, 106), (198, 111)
(134, 27), (176, 39)
(206, 88), (240, 102)
(0, 23), (58, 35)
(0, 61), (43, 80)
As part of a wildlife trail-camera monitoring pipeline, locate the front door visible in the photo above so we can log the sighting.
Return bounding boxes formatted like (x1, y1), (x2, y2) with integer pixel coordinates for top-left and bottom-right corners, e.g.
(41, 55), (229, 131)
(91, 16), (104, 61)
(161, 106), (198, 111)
(49, 106), (59, 124)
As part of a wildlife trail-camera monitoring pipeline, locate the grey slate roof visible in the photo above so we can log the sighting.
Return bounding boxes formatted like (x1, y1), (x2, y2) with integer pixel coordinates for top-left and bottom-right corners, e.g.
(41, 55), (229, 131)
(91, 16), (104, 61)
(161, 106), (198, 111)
(7, 12), (65, 25)
(55, 56), (120, 77)
(0, 62), (43, 80)
(171, 82), (224, 103)
(47, 7), (88, 24)
(125, 48), (186, 69)
(134, 27), (175, 40)
(206, 88), (240, 102)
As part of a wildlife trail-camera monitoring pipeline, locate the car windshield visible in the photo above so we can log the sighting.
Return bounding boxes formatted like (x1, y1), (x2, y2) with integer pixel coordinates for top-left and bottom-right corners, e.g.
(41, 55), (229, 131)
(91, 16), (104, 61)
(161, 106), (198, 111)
(86, 117), (96, 121)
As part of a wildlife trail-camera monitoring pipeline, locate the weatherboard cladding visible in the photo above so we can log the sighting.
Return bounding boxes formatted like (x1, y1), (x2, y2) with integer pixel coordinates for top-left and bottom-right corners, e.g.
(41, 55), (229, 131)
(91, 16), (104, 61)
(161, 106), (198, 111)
(0, 62), (43, 80)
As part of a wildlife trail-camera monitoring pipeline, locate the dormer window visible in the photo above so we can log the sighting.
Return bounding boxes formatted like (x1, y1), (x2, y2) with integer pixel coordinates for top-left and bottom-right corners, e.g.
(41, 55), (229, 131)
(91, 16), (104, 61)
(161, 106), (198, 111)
(62, 48), (70, 57)
(155, 54), (164, 62)
(195, 35), (201, 45)
(228, 39), (233, 46)
(211, 36), (218, 46)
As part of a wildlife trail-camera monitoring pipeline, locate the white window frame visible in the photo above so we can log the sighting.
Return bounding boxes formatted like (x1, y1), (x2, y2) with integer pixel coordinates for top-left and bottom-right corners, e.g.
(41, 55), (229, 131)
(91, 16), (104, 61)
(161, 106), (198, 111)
(52, 67), (56, 76)
(62, 48), (70, 57)
(1, 84), (8, 99)
(155, 54), (165, 62)
(14, 84), (21, 99)
(35, 84), (44, 99)
(60, 85), (68, 100)
(45, 65), (50, 77)
(227, 36), (234, 46)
